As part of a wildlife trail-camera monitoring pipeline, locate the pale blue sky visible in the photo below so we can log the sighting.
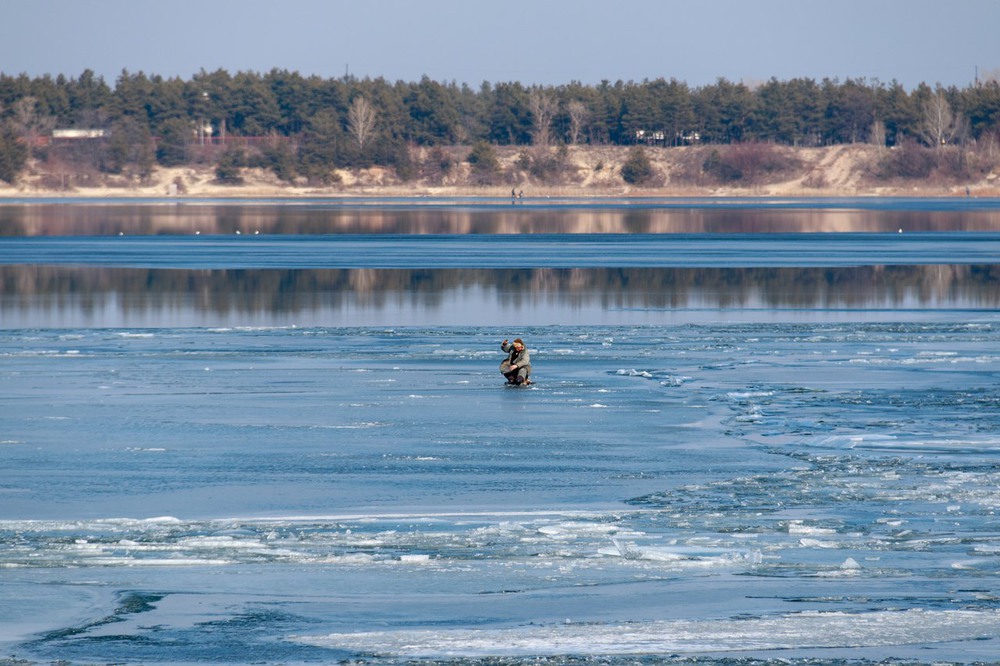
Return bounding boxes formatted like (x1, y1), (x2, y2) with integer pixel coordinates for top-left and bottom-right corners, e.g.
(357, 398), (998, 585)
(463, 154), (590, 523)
(1, 0), (997, 89)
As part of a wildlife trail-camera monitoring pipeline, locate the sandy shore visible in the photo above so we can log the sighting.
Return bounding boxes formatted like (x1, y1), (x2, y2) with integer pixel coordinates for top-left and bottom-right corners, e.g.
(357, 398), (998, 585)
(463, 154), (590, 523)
(1, 145), (997, 200)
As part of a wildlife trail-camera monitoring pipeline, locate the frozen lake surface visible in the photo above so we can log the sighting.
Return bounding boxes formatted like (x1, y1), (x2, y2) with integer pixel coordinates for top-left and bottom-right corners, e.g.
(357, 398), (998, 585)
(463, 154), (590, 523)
(3, 231), (1000, 269)
(1, 199), (1000, 665)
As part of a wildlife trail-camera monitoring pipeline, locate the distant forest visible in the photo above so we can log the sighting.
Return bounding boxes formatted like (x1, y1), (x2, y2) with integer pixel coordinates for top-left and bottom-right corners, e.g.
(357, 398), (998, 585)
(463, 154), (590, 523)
(1, 68), (999, 184)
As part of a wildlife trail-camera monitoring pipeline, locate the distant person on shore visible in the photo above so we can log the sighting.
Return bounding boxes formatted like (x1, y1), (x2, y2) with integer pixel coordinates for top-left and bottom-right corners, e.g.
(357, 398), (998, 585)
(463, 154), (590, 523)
(500, 338), (532, 385)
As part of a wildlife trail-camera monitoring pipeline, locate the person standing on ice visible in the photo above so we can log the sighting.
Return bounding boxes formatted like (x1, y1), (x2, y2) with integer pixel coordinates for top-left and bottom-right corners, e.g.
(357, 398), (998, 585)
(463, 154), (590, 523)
(500, 338), (532, 385)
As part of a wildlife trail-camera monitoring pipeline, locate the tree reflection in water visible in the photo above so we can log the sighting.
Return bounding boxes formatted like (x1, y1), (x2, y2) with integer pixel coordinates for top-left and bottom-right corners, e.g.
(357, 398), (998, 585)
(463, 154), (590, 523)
(3, 199), (1000, 237)
(3, 200), (998, 326)
(2, 265), (998, 328)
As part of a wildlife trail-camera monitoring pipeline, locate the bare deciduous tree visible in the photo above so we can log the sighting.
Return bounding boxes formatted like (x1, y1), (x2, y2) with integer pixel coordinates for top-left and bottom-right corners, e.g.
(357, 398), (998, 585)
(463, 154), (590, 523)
(12, 97), (55, 158)
(528, 89), (558, 146)
(870, 120), (887, 151)
(979, 67), (1000, 85)
(567, 100), (589, 145)
(918, 89), (959, 147)
(347, 96), (377, 149)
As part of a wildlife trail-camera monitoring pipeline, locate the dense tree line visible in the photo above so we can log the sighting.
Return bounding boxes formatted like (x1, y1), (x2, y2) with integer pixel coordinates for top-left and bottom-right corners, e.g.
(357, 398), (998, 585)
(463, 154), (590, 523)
(1, 68), (999, 184)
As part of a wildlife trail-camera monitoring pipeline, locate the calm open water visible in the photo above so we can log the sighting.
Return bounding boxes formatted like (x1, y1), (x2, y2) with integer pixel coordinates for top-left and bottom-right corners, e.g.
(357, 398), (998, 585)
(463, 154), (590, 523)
(1, 198), (999, 665)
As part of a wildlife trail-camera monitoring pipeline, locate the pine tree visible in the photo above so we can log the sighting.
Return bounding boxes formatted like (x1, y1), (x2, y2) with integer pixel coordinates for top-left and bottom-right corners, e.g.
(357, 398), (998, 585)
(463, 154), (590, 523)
(0, 124), (28, 183)
(620, 146), (655, 184)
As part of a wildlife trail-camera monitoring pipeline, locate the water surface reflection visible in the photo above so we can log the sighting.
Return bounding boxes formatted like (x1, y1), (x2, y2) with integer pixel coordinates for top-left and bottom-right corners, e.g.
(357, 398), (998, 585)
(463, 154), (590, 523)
(3, 265), (996, 328)
(2, 199), (1000, 236)
(4, 201), (998, 326)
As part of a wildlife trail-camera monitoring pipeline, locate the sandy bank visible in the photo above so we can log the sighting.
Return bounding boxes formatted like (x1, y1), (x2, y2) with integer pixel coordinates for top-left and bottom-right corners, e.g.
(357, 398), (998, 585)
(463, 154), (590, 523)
(1, 145), (998, 200)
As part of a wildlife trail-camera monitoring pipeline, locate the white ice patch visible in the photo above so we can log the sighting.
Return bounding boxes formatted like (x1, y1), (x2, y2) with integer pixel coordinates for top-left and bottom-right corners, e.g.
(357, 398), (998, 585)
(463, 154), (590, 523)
(294, 609), (1000, 657)
(398, 554), (433, 564)
(617, 368), (653, 378)
(810, 434), (1000, 455)
(316, 421), (385, 429)
(787, 521), (837, 536)
(432, 348), (495, 359)
(727, 391), (774, 400)
(1, 511), (653, 570)
(841, 557), (861, 569)
(536, 521), (622, 539)
(600, 539), (762, 567)
(798, 538), (839, 549)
